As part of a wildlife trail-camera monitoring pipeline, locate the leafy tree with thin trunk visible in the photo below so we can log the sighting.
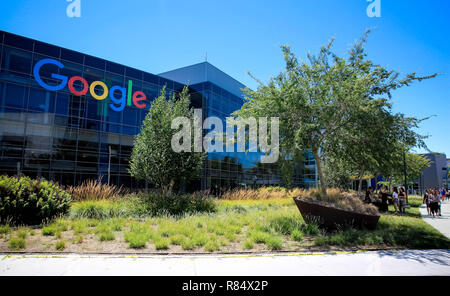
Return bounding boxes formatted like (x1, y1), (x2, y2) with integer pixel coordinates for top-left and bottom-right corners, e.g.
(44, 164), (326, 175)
(129, 86), (205, 192)
(234, 30), (436, 197)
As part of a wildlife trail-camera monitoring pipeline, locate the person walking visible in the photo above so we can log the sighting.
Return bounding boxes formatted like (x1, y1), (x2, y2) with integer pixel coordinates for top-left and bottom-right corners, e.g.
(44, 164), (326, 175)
(399, 187), (407, 216)
(365, 186), (373, 203)
(392, 187), (399, 215)
(380, 186), (389, 212)
(429, 190), (439, 218)
(441, 187), (446, 201)
(423, 189), (431, 216)
(437, 189), (442, 217)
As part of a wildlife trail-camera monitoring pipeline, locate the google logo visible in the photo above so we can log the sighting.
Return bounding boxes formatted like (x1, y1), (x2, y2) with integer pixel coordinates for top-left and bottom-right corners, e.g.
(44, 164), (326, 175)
(33, 58), (148, 112)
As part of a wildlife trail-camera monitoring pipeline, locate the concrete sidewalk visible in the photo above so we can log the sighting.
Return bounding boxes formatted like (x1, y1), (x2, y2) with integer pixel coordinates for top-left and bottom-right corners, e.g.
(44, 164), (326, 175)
(419, 199), (450, 239)
(1, 250), (449, 276)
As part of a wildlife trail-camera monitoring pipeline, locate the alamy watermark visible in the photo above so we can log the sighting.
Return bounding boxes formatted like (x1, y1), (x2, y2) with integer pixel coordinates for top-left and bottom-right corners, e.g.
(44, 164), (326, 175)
(366, 0), (381, 18)
(171, 109), (280, 164)
(66, 0), (81, 18)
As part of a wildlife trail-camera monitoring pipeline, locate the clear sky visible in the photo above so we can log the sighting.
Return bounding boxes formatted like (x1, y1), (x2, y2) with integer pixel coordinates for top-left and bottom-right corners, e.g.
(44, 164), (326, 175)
(1, 0), (448, 156)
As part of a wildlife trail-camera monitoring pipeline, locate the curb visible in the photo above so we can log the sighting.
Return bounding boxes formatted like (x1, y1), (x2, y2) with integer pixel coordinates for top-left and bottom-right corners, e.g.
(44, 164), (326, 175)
(0, 248), (405, 260)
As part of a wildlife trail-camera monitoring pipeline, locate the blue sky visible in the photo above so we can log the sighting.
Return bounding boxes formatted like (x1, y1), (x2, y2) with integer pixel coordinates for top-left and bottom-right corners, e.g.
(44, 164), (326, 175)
(1, 0), (449, 156)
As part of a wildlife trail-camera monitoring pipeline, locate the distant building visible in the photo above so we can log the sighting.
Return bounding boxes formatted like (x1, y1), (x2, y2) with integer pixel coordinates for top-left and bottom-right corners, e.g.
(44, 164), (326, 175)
(416, 153), (448, 192)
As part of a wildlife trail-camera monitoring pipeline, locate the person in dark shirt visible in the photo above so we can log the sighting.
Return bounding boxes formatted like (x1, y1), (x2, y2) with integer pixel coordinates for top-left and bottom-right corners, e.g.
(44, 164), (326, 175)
(365, 186), (373, 203)
(379, 186), (389, 212)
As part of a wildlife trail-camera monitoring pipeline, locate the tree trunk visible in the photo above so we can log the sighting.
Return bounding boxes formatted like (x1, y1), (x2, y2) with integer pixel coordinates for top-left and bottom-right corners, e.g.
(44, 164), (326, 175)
(357, 166), (365, 195)
(313, 150), (327, 197)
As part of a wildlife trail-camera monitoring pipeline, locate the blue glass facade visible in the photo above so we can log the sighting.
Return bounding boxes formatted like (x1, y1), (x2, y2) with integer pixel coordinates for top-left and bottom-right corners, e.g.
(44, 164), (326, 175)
(0, 31), (317, 190)
(160, 63), (318, 191)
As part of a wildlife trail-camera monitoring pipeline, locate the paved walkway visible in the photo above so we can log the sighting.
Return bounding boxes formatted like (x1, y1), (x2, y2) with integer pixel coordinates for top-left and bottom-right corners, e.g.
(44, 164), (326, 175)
(1, 250), (450, 276)
(419, 199), (450, 239)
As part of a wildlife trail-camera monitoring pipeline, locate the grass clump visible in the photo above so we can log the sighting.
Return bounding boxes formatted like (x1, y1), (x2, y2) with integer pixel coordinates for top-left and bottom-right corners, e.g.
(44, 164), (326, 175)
(265, 236), (283, 250)
(55, 240), (66, 251)
(154, 238), (170, 250)
(204, 240), (220, 252)
(70, 200), (129, 220)
(8, 237), (26, 250)
(268, 215), (303, 235)
(16, 227), (30, 239)
(73, 235), (83, 244)
(42, 225), (58, 236)
(99, 231), (115, 242)
(125, 232), (149, 249)
(169, 234), (185, 246)
(180, 239), (196, 250)
(66, 179), (127, 201)
(249, 231), (271, 244)
(191, 233), (209, 247)
(137, 191), (217, 216)
(124, 223), (152, 249)
(0, 225), (10, 235)
(291, 229), (304, 242)
(243, 240), (254, 250)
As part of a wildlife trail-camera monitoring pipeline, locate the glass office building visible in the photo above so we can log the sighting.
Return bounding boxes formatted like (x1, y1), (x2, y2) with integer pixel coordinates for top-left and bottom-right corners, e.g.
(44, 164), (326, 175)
(0, 30), (317, 190)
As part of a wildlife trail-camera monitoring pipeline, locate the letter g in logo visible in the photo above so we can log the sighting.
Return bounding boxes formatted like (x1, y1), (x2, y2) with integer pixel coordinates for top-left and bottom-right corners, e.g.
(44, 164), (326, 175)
(33, 58), (68, 91)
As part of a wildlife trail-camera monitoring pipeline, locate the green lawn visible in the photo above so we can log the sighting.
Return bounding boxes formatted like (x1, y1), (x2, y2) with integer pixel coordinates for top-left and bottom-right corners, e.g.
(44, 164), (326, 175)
(1, 196), (449, 253)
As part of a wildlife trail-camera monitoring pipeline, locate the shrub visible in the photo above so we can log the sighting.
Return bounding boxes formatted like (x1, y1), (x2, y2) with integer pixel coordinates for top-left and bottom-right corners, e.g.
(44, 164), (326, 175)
(8, 237), (26, 250)
(0, 176), (72, 225)
(55, 240), (66, 251)
(137, 191), (217, 216)
(66, 179), (127, 201)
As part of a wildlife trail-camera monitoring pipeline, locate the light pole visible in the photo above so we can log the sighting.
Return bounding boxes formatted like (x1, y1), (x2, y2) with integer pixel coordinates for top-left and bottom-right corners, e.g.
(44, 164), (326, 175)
(108, 145), (111, 186)
(403, 151), (408, 204)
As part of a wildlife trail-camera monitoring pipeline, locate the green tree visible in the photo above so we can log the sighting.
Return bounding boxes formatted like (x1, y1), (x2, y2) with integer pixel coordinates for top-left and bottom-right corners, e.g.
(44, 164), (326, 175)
(234, 30), (435, 197)
(390, 153), (431, 186)
(129, 86), (204, 192)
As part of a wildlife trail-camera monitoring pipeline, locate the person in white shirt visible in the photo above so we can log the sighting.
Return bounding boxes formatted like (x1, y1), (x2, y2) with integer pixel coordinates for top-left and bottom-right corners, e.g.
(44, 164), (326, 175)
(392, 187), (399, 215)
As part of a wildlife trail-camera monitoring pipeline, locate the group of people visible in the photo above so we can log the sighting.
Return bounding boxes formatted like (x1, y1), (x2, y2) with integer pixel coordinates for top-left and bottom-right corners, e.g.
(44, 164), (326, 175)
(366, 186), (408, 215)
(423, 187), (448, 218)
(365, 185), (449, 217)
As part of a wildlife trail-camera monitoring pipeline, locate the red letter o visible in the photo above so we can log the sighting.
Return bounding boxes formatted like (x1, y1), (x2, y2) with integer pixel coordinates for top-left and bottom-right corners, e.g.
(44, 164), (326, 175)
(68, 76), (88, 96)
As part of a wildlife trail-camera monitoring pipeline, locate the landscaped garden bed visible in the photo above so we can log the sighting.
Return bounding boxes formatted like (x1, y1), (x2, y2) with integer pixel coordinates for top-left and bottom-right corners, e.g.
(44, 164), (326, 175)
(1, 181), (449, 253)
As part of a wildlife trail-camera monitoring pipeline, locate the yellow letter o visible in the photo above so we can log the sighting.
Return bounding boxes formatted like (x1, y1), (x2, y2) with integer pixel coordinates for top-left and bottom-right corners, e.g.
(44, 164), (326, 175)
(90, 81), (109, 100)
